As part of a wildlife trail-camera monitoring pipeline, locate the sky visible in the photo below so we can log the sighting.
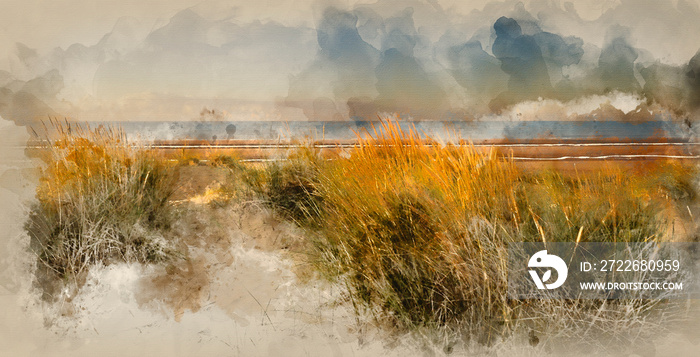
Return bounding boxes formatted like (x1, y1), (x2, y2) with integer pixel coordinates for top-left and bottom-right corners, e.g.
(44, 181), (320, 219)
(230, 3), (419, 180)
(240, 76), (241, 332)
(0, 1), (649, 53)
(1, 0), (700, 124)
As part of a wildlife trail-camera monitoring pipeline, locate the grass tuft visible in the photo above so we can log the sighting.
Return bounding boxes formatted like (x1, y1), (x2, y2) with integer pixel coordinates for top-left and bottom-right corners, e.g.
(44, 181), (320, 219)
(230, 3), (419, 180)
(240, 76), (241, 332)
(265, 118), (693, 338)
(243, 146), (322, 223)
(27, 120), (178, 289)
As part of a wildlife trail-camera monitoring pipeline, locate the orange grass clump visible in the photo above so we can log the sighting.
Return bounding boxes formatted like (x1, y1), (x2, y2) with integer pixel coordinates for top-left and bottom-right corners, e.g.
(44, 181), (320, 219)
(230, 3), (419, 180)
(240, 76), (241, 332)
(28, 121), (177, 283)
(289, 118), (695, 331)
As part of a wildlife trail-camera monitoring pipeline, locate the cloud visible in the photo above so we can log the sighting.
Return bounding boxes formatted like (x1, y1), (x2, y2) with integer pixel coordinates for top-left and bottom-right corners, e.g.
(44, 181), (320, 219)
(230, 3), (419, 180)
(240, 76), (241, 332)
(1, 0), (700, 126)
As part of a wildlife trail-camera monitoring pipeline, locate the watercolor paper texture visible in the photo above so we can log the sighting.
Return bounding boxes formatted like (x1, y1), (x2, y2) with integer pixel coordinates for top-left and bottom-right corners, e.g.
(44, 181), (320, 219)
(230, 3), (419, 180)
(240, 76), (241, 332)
(2, 1), (700, 356)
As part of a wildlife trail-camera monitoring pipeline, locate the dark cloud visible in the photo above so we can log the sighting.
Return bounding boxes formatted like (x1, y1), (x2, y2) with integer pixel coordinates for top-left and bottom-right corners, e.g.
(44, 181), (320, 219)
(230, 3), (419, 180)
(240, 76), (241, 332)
(286, 5), (455, 119)
(639, 62), (686, 114)
(285, 7), (379, 120)
(490, 16), (553, 110)
(598, 29), (641, 93)
(0, 89), (59, 129)
(446, 40), (507, 105)
(380, 8), (418, 56)
(0, 69), (63, 129)
(375, 48), (447, 116)
(686, 50), (700, 110)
